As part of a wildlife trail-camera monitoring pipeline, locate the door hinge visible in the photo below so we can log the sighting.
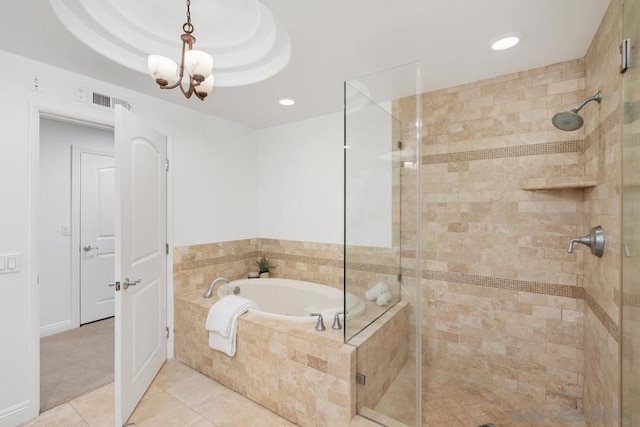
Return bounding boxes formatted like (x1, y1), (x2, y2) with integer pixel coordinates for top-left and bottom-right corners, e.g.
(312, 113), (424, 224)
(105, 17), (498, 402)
(166, 243), (169, 255)
(356, 373), (366, 385)
(165, 327), (170, 339)
(621, 38), (630, 74)
(165, 159), (170, 172)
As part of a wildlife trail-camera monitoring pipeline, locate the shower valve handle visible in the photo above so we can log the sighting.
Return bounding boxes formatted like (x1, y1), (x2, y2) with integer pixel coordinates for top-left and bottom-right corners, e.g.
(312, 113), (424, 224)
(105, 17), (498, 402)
(568, 226), (604, 257)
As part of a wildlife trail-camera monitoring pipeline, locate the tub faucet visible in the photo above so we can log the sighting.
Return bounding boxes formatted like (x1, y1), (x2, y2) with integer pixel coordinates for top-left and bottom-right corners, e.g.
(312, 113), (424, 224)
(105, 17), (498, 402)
(332, 312), (345, 330)
(310, 313), (326, 331)
(203, 276), (230, 298)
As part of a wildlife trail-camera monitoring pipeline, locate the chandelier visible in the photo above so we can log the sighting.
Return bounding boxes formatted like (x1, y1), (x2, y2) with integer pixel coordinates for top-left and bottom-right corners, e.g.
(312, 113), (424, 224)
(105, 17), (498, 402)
(148, 0), (214, 100)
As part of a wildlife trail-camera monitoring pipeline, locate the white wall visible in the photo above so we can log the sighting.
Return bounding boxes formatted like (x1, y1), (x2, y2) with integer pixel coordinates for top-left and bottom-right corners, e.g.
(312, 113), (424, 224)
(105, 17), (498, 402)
(0, 50), (258, 426)
(257, 102), (393, 247)
(257, 112), (344, 244)
(38, 119), (113, 336)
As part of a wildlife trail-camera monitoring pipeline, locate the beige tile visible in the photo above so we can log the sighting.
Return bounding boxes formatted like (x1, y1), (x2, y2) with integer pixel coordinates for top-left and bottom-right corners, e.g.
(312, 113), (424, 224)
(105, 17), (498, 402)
(24, 403), (88, 427)
(69, 383), (114, 427)
(151, 360), (201, 391)
(182, 415), (215, 427)
(194, 391), (281, 426)
(165, 371), (230, 409)
(127, 390), (201, 427)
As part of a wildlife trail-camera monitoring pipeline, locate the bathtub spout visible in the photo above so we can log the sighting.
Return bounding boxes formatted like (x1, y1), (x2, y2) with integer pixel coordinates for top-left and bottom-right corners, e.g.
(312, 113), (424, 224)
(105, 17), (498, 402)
(203, 277), (230, 298)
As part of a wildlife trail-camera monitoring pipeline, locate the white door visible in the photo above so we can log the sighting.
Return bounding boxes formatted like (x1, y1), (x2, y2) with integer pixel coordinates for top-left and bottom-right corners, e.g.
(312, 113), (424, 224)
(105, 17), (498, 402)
(114, 106), (167, 426)
(80, 151), (115, 324)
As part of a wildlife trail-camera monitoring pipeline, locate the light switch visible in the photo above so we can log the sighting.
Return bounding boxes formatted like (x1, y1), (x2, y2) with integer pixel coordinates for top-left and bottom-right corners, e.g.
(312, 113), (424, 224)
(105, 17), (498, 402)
(62, 225), (71, 236)
(0, 254), (19, 274)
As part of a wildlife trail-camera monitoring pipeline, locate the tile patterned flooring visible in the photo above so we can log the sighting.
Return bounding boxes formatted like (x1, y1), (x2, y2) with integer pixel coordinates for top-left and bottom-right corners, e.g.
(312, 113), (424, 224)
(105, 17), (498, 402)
(25, 360), (379, 427)
(26, 358), (589, 426)
(372, 360), (588, 427)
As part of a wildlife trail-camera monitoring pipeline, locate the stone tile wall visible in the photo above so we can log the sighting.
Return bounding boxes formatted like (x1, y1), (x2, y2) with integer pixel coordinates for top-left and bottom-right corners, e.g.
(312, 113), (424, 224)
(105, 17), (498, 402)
(388, 1), (626, 413)
(582, 0), (624, 423)
(174, 291), (356, 426)
(348, 302), (410, 412)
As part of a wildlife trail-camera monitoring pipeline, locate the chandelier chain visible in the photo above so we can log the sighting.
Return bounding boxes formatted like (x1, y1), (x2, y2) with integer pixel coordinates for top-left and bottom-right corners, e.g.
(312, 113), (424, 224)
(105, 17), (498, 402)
(183, 0), (194, 34)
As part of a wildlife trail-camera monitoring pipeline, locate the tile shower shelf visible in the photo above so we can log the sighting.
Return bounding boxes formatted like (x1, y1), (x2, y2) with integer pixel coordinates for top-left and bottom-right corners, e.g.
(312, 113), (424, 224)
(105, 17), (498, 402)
(521, 179), (598, 191)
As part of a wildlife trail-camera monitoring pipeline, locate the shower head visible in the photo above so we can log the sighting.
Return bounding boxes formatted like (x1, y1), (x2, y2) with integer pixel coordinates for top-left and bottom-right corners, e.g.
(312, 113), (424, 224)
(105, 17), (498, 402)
(551, 91), (602, 131)
(552, 110), (584, 132)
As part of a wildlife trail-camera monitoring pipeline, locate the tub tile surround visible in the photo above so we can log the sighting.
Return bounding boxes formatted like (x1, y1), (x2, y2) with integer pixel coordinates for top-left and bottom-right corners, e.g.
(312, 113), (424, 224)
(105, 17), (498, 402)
(174, 290), (357, 426)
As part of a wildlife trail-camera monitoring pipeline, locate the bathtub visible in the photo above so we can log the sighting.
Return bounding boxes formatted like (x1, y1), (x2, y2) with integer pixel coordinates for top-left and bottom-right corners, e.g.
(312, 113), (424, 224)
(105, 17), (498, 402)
(217, 278), (365, 321)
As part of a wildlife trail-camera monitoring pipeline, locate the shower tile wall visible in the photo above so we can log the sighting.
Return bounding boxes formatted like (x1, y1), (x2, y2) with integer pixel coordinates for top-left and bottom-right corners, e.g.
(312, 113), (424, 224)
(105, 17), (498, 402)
(582, 0), (623, 422)
(623, 0), (640, 422)
(392, 0), (623, 422)
(394, 58), (591, 410)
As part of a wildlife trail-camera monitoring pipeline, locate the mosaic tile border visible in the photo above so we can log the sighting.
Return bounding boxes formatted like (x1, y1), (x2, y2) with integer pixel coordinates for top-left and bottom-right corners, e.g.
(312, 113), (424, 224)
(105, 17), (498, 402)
(623, 133), (640, 147)
(422, 140), (583, 165)
(174, 251), (259, 272)
(422, 109), (620, 165)
(584, 109), (621, 151)
(623, 292), (640, 308)
(423, 269), (620, 342)
(422, 269), (584, 299)
(585, 290), (620, 343)
(260, 251), (343, 269)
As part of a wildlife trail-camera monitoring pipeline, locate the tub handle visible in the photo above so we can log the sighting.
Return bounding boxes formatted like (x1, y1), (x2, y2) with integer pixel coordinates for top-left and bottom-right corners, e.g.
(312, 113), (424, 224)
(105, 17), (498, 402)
(310, 313), (326, 331)
(332, 312), (345, 330)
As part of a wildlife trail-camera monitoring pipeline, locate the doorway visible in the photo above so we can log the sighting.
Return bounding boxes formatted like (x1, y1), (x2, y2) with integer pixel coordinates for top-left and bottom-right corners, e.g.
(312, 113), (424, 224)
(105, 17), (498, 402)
(38, 117), (115, 411)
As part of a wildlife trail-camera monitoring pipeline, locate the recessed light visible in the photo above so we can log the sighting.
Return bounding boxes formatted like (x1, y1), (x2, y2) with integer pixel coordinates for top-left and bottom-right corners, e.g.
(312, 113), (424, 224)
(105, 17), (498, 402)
(489, 32), (525, 51)
(279, 98), (295, 106)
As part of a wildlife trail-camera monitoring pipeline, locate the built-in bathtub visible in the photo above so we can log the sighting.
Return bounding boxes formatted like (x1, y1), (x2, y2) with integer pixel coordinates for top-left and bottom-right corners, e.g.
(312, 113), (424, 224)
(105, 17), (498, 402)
(217, 278), (366, 321)
(174, 278), (408, 426)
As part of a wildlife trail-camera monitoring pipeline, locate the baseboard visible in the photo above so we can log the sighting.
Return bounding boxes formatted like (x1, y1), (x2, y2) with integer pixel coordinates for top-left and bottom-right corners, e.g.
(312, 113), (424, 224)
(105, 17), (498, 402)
(0, 400), (35, 427)
(40, 320), (73, 338)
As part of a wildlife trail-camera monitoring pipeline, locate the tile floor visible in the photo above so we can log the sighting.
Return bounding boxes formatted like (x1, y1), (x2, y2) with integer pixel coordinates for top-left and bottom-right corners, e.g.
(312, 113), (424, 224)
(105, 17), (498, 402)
(371, 360), (588, 427)
(25, 360), (380, 427)
(26, 358), (590, 427)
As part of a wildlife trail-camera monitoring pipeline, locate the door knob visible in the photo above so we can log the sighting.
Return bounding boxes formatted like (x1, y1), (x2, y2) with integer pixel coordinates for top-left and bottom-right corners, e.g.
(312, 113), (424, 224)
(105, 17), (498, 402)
(82, 245), (99, 252)
(122, 278), (141, 290)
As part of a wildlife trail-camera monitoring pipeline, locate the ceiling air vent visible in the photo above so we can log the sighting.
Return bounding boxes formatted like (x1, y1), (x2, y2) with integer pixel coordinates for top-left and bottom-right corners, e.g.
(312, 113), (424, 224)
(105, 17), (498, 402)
(90, 91), (131, 111)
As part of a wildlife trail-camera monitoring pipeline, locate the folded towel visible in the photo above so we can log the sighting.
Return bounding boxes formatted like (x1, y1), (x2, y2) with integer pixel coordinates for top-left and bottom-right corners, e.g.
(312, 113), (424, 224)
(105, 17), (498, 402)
(206, 295), (258, 357)
(376, 291), (392, 307)
(365, 282), (388, 301)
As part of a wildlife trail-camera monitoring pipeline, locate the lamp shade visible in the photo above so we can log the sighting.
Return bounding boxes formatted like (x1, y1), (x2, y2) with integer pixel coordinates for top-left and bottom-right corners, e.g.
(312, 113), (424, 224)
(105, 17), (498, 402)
(184, 50), (213, 79)
(148, 55), (177, 82)
(196, 74), (215, 95)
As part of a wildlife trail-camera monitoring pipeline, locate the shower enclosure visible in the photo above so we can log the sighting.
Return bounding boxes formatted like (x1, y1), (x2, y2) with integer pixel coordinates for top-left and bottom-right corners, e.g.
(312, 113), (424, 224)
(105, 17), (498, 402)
(343, 63), (422, 426)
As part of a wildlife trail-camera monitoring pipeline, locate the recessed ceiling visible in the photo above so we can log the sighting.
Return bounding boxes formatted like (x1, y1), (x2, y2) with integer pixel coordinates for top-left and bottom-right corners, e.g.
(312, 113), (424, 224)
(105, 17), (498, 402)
(0, 1), (609, 129)
(49, 0), (291, 87)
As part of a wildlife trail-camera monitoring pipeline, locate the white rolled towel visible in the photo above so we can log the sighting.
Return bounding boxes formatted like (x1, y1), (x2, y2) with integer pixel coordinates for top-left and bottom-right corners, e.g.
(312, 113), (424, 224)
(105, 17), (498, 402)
(365, 282), (389, 301)
(376, 291), (392, 307)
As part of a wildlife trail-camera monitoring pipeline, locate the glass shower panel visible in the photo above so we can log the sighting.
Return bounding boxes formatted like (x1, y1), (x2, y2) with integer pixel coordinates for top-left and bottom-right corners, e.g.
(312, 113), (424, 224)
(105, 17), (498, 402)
(622, 0), (640, 422)
(344, 62), (422, 426)
(344, 82), (402, 342)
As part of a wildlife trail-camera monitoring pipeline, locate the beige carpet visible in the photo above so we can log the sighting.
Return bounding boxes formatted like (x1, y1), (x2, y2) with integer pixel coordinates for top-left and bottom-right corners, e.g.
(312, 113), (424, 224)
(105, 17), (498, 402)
(40, 317), (114, 412)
